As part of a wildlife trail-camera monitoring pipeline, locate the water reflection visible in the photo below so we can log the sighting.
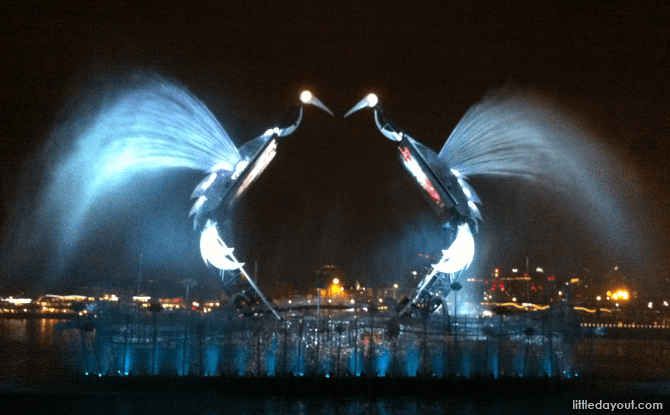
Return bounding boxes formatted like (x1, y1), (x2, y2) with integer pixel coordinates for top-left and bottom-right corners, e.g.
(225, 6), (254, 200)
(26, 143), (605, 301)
(0, 392), (572, 415)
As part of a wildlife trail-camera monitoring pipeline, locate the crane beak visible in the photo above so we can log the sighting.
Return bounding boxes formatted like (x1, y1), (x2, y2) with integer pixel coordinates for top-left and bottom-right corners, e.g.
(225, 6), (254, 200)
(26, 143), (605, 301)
(300, 91), (334, 116)
(344, 93), (378, 118)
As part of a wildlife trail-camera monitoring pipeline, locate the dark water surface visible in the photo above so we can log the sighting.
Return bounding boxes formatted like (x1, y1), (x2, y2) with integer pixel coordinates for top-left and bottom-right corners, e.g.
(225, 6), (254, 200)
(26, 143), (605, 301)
(1, 392), (574, 415)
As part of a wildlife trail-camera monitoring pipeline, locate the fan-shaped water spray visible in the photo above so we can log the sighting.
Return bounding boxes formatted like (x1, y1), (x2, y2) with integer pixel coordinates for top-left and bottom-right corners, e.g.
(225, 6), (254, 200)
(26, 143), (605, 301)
(5, 74), (241, 276)
(440, 90), (643, 259)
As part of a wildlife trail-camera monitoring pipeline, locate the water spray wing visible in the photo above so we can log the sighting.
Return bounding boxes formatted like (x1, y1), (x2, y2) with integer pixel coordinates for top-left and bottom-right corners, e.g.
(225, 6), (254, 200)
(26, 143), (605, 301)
(28, 75), (244, 273)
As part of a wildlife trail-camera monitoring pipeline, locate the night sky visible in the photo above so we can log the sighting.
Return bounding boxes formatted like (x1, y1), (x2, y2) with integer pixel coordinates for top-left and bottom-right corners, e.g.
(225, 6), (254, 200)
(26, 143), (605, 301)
(1, 1), (669, 299)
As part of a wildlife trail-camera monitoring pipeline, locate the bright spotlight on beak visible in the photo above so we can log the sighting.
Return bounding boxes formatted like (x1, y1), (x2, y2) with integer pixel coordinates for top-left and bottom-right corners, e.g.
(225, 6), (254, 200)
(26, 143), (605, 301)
(344, 92), (379, 117)
(366, 93), (378, 107)
(299, 90), (334, 116)
(300, 90), (312, 104)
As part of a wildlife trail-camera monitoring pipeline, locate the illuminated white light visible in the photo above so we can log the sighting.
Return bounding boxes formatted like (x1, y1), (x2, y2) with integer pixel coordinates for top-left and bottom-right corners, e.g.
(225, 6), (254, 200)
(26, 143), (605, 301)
(648, 302), (653, 309)
(405, 155), (427, 182)
(536, 267), (544, 273)
(2, 298), (32, 304)
(366, 93), (378, 107)
(512, 268), (518, 273)
(199, 220), (244, 270)
(199, 172), (217, 191)
(231, 160), (249, 180)
(210, 161), (233, 172)
(300, 90), (312, 104)
(431, 223), (475, 274)
(400, 146), (442, 204)
(483, 310), (493, 317)
(235, 139), (277, 198)
(263, 127), (282, 137)
(190, 195), (207, 215)
(461, 186), (471, 198)
(450, 169), (461, 177)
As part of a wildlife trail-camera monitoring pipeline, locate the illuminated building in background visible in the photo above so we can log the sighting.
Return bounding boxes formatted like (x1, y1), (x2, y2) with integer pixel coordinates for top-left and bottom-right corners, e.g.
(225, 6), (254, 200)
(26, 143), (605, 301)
(481, 267), (555, 304)
(315, 265), (347, 298)
(0, 297), (36, 314)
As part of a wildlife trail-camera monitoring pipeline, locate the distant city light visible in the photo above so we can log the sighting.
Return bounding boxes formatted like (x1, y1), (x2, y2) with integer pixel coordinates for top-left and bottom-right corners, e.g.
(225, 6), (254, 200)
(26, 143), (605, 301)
(1, 297), (32, 304)
(610, 290), (629, 301)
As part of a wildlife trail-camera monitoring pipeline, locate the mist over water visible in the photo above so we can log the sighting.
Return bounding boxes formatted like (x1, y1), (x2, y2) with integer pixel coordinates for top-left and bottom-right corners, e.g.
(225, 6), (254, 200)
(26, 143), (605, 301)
(440, 90), (647, 267)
